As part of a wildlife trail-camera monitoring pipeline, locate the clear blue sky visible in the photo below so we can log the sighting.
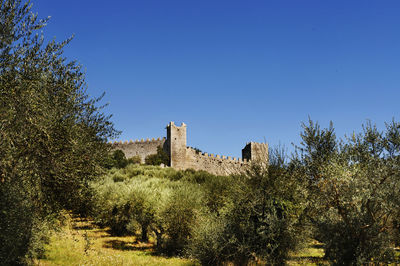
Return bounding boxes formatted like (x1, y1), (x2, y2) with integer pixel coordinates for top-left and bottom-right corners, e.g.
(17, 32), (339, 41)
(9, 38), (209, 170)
(33, 1), (400, 158)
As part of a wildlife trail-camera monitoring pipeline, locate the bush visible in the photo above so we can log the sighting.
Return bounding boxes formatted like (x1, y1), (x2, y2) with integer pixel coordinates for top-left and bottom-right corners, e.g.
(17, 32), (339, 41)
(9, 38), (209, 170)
(318, 215), (395, 264)
(188, 158), (307, 265)
(104, 150), (130, 169)
(186, 214), (227, 265)
(145, 146), (169, 166)
(90, 165), (210, 255)
(91, 165), (173, 237)
(159, 184), (205, 255)
(128, 155), (142, 164)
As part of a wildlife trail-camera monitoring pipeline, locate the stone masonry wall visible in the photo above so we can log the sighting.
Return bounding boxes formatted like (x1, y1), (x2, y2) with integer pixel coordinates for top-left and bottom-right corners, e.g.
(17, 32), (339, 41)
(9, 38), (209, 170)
(111, 138), (166, 163)
(242, 142), (269, 162)
(167, 122), (187, 168)
(182, 147), (249, 176)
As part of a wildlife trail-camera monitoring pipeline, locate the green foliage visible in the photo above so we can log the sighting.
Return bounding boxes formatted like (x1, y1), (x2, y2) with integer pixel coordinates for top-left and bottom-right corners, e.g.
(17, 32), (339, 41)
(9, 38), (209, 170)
(91, 165), (171, 234)
(91, 158), (307, 264)
(104, 149), (134, 169)
(298, 119), (400, 264)
(188, 155), (307, 265)
(90, 165), (215, 256)
(0, 0), (117, 264)
(128, 155), (142, 165)
(160, 184), (205, 255)
(176, 169), (233, 214)
(145, 146), (169, 166)
(112, 150), (129, 168)
(186, 214), (226, 265)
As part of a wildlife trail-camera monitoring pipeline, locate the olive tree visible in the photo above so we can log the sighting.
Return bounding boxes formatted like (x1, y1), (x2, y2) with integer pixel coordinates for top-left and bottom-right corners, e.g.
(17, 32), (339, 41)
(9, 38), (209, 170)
(0, 0), (117, 264)
(188, 148), (307, 265)
(298, 119), (400, 264)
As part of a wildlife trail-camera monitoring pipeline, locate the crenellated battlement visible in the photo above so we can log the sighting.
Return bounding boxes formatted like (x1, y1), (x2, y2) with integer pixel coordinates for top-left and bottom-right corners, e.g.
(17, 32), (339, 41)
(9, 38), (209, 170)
(112, 122), (268, 175)
(186, 147), (249, 164)
(110, 137), (166, 145)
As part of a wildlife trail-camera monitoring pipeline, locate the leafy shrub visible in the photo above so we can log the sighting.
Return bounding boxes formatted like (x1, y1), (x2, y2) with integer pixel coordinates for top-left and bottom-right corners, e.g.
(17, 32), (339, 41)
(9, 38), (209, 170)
(145, 146), (169, 166)
(187, 159), (307, 265)
(128, 155), (141, 164)
(183, 172), (233, 214)
(186, 214), (226, 265)
(90, 165), (208, 255)
(317, 215), (395, 264)
(104, 150), (142, 170)
(104, 150), (130, 169)
(159, 184), (205, 255)
(91, 165), (172, 236)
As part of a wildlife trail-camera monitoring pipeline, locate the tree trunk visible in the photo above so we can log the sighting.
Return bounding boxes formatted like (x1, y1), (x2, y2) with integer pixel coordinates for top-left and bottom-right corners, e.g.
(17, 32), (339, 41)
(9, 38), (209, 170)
(141, 224), (148, 242)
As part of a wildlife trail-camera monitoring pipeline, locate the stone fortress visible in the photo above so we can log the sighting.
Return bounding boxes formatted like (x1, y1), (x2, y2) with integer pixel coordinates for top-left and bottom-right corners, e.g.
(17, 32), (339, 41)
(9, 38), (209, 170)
(111, 122), (269, 176)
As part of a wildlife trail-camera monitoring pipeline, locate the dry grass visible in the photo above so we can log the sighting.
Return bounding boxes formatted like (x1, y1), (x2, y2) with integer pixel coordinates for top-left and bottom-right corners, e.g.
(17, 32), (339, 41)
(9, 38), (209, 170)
(35, 215), (328, 266)
(36, 215), (399, 265)
(36, 215), (197, 266)
(287, 240), (328, 265)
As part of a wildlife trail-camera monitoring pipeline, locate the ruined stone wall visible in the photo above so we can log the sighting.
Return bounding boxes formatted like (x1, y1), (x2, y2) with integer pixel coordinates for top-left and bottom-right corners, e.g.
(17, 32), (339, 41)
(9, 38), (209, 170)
(110, 138), (166, 163)
(175, 147), (248, 176)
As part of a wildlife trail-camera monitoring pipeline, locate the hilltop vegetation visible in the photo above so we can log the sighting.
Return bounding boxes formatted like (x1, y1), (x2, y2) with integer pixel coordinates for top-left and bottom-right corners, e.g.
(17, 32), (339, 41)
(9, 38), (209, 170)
(88, 163), (305, 264)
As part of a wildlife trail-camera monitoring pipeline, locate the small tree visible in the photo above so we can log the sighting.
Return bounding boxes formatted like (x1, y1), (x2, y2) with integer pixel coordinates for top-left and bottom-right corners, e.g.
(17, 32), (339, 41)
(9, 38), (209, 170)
(145, 146), (169, 166)
(159, 184), (204, 255)
(104, 150), (129, 169)
(128, 155), (142, 165)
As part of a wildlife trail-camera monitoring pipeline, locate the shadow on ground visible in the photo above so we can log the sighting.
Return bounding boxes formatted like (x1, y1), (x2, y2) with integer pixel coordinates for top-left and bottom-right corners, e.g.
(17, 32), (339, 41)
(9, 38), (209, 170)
(103, 239), (153, 252)
(72, 225), (93, 230)
(310, 243), (324, 249)
(289, 256), (324, 262)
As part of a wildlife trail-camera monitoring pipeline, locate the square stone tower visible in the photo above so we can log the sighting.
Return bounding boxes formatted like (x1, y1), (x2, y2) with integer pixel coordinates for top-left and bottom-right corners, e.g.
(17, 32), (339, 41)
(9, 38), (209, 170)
(242, 142), (269, 163)
(166, 122), (187, 169)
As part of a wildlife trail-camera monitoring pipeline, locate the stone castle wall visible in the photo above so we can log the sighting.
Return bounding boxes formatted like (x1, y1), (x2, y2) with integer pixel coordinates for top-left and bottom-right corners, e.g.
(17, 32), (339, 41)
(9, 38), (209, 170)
(111, 138), (166, 164)
(111, 122), (268, 176)
(182, 147), (249, 176)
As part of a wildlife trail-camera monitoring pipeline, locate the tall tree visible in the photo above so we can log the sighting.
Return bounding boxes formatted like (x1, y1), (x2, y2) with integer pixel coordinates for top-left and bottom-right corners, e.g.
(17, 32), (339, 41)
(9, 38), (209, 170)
(0, 0), (118, 264)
